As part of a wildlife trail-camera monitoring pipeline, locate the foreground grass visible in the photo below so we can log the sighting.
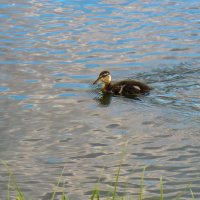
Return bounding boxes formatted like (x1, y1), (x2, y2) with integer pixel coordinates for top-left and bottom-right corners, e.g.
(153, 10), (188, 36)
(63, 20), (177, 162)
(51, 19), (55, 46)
(2, 161), (196, 200)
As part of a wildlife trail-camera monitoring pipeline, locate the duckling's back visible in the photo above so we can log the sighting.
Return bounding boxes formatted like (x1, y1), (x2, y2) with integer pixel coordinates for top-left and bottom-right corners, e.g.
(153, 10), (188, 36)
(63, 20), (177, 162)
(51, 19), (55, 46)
(112, 80), (151, 95)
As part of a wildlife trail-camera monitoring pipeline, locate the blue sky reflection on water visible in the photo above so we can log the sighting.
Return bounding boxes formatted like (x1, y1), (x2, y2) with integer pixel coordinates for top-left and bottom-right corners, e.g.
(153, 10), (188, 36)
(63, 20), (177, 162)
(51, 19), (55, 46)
(0, 0), (200, 199)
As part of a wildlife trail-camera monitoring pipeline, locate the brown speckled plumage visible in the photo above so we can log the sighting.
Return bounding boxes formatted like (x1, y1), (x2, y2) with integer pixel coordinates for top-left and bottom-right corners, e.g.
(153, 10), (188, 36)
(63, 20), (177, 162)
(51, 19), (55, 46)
(93, 71), (151, 96)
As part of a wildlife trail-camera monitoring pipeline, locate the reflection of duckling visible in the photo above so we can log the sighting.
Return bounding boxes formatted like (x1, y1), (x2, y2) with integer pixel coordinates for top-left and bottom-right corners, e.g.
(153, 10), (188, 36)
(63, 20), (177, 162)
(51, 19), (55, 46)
(93, 71), (151, 96)
(95, 93), (112, 106)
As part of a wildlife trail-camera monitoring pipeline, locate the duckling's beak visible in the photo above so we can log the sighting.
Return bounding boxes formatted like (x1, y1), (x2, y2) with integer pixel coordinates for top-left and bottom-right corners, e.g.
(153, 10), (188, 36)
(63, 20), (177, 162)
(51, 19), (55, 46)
(93, 76), (101, 84)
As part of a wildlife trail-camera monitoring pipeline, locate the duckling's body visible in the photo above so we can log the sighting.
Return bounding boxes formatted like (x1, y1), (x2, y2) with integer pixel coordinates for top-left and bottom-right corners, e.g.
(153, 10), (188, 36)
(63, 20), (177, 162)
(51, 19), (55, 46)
(93, 71), (151, 96)
(103, 80), (150, 95)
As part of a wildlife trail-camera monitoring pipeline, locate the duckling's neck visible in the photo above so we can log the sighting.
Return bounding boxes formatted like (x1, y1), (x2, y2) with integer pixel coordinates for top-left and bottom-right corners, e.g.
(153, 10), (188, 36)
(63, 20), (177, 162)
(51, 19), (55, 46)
(103, 82), (112, 92)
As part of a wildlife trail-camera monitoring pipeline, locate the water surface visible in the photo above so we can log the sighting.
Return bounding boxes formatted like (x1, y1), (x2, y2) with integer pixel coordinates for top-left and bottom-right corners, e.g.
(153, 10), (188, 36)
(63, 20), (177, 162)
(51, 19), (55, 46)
(0, 0), (200, 199)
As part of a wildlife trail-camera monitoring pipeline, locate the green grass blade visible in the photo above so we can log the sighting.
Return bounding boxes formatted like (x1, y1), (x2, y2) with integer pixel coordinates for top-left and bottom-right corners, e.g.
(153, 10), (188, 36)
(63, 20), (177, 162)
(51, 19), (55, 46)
(96, 188), (100, 200)
(90, 167), (106, 200)
(175, 182), (192, 200)
(190, 188), (195, 200)
(112, 142), (128, 200)
(160, 176), (164, 200)
(2, 161), (25, 200)
(61, 186), (69, 200)
(61, 193), (69, 200)
(138, 167), (146, 200)
(90, 187), (100, 200)
(51, 166), (65, 200)
(112, 164), (121, 200)
(7, 175), (11, 200)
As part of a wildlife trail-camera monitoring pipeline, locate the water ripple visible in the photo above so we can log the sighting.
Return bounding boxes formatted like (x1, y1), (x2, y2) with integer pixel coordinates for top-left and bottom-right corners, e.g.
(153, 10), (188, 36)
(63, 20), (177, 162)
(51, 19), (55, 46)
(0, 0), (200, 199)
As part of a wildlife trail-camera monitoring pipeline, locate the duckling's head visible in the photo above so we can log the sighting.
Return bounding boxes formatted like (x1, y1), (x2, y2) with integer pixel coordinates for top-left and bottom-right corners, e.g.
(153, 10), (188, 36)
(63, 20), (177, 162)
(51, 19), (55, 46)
(93, 70), (111, 85)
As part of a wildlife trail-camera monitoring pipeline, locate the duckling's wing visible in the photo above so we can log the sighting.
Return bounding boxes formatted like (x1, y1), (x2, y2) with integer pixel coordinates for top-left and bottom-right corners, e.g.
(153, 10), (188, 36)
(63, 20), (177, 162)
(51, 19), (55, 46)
(110, 83), (125, 95)
(113, 80), (150, 94)
(127, 80), (151, 92)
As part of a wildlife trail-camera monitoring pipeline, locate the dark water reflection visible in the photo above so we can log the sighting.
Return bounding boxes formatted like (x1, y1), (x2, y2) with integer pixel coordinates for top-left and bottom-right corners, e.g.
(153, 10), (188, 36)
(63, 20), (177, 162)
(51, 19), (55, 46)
(95, 92), (113, 106)
(0, 0), (200, 199)
(95, 92), (143, 106)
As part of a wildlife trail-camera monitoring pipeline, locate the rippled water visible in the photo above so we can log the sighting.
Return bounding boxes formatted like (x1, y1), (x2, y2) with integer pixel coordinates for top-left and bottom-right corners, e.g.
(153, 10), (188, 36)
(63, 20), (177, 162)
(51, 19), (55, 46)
(0, 0), (200, 199)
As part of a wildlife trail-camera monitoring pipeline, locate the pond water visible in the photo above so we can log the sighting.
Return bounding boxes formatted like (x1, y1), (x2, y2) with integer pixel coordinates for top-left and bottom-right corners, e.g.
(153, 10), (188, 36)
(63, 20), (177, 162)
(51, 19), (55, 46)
(0, 0), (200, 199)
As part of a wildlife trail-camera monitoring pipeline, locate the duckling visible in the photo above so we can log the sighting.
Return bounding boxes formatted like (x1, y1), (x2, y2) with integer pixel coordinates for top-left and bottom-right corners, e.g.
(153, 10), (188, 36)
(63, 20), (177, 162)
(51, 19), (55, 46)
(93, 70), (151, 96)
